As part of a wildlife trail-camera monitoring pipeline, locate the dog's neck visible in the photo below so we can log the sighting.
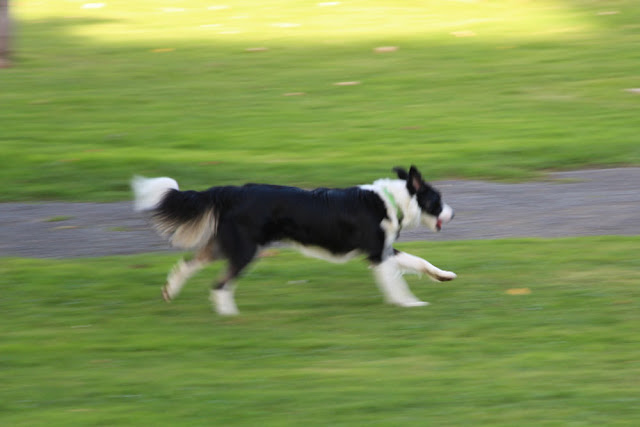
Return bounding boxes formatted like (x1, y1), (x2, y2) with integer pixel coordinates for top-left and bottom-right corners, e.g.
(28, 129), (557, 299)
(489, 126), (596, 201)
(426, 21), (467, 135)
(363, 179), (421, 229)
(382, 187), (404, 225)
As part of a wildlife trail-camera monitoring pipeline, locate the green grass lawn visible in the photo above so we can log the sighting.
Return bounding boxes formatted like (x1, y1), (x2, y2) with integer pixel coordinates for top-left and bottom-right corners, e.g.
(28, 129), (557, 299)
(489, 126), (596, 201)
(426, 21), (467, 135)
(2, 0), (640, 201)
(2, 237), (639, 425)
(2, 3), (639, 424)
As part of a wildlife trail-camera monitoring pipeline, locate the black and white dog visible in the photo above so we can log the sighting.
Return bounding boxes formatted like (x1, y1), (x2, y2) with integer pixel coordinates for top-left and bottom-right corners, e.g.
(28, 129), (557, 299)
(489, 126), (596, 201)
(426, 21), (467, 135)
(132, 166), (456, 315)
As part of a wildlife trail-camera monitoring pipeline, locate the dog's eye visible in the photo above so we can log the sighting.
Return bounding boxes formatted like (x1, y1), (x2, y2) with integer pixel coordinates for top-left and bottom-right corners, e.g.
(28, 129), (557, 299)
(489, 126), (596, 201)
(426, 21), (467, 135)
(420, 192), (442, 215)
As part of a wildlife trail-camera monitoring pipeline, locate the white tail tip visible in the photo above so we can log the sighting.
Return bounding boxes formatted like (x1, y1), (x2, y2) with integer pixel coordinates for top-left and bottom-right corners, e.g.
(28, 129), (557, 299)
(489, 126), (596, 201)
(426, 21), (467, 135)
(131, 175), (179, 211)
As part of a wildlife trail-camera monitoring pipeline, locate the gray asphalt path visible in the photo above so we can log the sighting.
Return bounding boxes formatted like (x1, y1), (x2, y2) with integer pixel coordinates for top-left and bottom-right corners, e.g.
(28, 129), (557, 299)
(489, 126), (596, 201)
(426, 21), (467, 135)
(1, 168), (638, 258)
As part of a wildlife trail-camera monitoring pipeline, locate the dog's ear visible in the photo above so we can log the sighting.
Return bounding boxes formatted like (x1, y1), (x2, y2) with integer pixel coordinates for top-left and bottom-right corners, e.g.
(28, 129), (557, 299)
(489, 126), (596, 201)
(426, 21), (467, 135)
(393, 167), (409, 180)
(408, 165), (424, 194)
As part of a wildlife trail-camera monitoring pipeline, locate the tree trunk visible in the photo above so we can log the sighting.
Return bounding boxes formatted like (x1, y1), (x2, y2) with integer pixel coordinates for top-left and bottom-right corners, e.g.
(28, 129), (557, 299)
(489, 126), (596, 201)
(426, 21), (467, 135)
(0, 0), (10, 68)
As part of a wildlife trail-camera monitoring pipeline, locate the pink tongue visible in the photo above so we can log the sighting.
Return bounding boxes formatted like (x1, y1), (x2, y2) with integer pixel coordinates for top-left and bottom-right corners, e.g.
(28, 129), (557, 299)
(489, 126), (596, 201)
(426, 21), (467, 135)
(437, 219), (443, 229)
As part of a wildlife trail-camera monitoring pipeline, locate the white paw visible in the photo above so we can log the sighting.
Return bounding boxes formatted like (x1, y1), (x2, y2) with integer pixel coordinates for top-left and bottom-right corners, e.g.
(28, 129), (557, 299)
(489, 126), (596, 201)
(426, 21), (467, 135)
(399, 300), (429, 307)
(211, 290), (239, 316)
(217, 306), (239, 316)
(163, 276), (182, 301)
(432, 270), (457, 282)
(162, 284), (172, 302)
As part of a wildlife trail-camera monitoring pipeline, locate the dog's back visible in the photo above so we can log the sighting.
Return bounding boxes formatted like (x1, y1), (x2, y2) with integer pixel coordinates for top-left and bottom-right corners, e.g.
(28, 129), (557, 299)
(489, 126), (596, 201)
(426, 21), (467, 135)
(134, 179), (389, 257)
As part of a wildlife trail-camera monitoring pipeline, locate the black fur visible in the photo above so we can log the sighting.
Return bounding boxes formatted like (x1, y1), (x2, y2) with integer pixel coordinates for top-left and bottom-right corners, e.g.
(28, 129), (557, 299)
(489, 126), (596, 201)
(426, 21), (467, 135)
(156, 183), (391, 271)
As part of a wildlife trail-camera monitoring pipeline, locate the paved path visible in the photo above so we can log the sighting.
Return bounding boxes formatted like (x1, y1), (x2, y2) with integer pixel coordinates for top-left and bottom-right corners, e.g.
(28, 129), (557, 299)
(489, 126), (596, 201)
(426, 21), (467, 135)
(1, 168), (638, 258)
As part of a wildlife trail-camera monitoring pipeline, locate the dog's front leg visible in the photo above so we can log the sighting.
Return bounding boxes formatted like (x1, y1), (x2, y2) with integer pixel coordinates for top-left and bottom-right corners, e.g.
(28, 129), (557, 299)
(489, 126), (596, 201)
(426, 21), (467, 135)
(394, 251), (457, 282)
(373, 257), (428, 307)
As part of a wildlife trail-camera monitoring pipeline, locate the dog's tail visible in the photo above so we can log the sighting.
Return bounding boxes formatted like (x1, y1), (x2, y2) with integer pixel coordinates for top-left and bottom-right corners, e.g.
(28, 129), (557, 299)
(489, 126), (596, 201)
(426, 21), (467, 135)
(131, 176), (218, 249)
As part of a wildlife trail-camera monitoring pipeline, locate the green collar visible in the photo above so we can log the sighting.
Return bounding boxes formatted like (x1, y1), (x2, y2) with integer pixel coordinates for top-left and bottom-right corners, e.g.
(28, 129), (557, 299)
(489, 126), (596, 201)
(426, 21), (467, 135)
(382, 187), (404, 225)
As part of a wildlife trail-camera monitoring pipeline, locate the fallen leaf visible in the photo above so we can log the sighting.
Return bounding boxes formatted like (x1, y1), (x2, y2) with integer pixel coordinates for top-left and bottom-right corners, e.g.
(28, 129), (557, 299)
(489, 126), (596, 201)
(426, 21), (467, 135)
(451, 30), (476, 37)
(506, 288), (531, 295)
(624, 88), (640, 94)
(597, 11), (619, 16)
(283, 92), (306, 96)
(82, 3), (105, 9)
(374, 46), (398, 53)
(334, 81), (361, 86)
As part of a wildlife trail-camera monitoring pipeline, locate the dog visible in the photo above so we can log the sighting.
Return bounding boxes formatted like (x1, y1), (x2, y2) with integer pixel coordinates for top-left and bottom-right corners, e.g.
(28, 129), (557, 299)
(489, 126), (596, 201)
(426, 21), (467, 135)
(131, 165), (456, 315)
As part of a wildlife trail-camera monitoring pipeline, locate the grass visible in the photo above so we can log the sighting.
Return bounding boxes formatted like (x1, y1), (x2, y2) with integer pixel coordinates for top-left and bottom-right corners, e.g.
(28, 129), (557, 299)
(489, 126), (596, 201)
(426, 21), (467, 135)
(2, 0), (640, 201)
(43, 215), (74, 222)
(2, 2), (638, 424)
(2, 237), (639, 425)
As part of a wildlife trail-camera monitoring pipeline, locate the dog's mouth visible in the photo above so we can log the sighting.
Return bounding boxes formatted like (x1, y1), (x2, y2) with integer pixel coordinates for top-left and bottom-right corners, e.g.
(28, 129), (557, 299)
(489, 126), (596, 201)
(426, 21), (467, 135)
(436, 219), (443, 231)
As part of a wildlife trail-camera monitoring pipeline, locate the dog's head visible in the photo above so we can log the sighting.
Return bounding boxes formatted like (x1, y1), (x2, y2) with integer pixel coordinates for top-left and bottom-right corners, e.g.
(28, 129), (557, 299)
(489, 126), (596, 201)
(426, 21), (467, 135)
(394, 165), (454, 232)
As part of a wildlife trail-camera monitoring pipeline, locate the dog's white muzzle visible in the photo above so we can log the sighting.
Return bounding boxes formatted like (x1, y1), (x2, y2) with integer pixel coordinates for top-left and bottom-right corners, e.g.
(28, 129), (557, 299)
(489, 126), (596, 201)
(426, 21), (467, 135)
(436, 203), (454, 231)
(423, 203), (454, 232)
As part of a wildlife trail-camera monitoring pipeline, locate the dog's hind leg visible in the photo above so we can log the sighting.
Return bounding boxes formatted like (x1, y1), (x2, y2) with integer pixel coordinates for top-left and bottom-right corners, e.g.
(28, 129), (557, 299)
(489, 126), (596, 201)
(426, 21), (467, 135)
(373, 257), (428, 307)
(211, 275), (240, 316)
(393, 250), (457, 282)
(210, 256), (256, 316)
(210, 224), (258, 316)
(162, 240), (219, 302)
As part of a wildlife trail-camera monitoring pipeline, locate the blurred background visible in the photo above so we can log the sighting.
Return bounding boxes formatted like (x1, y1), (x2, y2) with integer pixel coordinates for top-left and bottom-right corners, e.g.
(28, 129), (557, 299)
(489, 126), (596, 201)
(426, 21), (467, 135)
(2, 0), (639, 200)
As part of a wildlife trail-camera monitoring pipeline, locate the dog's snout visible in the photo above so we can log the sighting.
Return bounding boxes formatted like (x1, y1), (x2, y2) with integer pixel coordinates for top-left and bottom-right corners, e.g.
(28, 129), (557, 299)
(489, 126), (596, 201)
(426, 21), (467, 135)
(439, 203), (454, 224)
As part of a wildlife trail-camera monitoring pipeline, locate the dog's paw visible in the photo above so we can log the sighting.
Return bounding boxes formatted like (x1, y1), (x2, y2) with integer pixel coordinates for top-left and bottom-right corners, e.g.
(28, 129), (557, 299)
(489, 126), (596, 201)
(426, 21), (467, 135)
(400, 300), (430, 307)
(161, 284), (172, 302)
(434, 270), (457, 282)
(211, 290), (240, 316)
